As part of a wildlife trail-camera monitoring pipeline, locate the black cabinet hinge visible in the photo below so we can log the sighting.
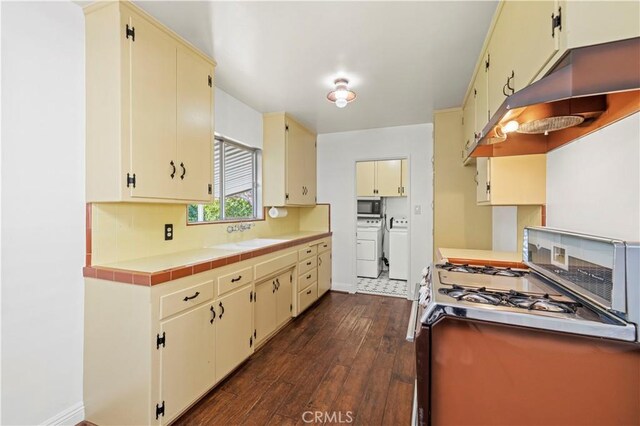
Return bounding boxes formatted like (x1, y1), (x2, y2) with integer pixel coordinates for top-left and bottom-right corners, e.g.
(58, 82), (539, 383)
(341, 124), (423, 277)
(290, 274), (292, 283)
(254, 329), (257, 339)
(208, 75), (212, 87)
(290, 303), (293, 312)
(127, 173), (136, 188)
(285, 124), (289, 131)
(126, 24), (135, 41)
(485, 54), (490, 71)
(250, 291), (253, 302)
(474, 88), (477, 98)
(155, 401), (165, 419)
(156, 332), (166, 349)
(285, 193), (289, 200)
(208, 184), (212, 195)
(486, 183), (491, 193)
(250, 336), (253, 347)
(551, 7), (562, 38)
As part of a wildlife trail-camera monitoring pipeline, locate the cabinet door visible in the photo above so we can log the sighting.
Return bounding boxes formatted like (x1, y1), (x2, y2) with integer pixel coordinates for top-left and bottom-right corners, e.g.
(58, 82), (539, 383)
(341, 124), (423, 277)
(275, 270), (293, 326)
(301, 130), (317, 205)
(285, 119), (308, 205)
(487, 34), (510, 121)
(475, 58), (489, 138)
(318, 251), (332, 297)
(215, 285), (253, 381)
(462, 96), (476, 160)
(501, 1), (559, 92)
(254, 279), (277, 345)
(476, 157), (490, 204)
(376, 160), (402, 196)
(400, 159), (409, 196)
(129, 13), (177, 199)
(356, 161), (376, 196)
(176, 46), (214, 201)
(159, 304), (215, 424)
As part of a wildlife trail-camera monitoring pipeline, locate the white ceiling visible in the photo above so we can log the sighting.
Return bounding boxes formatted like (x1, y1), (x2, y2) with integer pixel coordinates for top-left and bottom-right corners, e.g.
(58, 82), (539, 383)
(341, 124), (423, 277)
(134, 1), (498, 134)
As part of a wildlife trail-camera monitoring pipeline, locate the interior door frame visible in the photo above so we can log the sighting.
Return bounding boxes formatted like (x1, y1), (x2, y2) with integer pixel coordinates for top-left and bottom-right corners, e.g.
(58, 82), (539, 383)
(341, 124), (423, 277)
(353, 155), (412, 299)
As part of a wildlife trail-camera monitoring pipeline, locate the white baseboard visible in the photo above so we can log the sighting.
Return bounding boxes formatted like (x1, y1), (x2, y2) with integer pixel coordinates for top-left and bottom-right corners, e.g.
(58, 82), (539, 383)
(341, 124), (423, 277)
(43, 401), (84, 426)
(331, 281), (356, 294)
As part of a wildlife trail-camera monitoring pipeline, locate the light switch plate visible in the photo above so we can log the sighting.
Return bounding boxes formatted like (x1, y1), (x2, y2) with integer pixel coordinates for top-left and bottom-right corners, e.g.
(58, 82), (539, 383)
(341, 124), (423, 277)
(414, 205), (422, 215)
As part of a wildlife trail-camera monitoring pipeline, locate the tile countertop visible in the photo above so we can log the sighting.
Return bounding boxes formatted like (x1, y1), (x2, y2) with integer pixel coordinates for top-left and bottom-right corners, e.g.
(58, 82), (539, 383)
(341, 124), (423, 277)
(83, 231), (331, 286)
(437, 248), (526, 269)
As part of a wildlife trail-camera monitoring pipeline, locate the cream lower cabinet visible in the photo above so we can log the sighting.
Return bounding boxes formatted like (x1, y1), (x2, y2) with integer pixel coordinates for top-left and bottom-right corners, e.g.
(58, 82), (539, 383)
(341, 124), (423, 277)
(254, 270), (293, 346)
(317, 249), (332, 297)
(476, 154), (546, 206)
(85, 1), (214, 203)
(159, 303), (215, 424)
(214, 285), (254, 381)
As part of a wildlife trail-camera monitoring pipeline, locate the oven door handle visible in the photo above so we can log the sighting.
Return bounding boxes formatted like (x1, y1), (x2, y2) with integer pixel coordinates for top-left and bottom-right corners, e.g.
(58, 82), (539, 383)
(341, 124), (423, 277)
(406, 299), (419, 342)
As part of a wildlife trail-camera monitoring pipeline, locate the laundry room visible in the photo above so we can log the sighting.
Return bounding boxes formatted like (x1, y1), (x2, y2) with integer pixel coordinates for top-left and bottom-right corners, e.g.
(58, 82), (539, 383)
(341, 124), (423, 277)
(355, 159), (410, 298)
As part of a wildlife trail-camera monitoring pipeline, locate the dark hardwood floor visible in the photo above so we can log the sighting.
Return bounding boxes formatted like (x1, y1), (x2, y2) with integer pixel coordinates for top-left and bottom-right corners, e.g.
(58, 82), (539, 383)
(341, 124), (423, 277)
(174, 291), (415, 425)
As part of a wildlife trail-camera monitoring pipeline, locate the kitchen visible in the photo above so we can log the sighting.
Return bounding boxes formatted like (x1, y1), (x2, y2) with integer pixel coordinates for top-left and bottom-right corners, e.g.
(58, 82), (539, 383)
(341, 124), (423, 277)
(1, 1), (639, 426)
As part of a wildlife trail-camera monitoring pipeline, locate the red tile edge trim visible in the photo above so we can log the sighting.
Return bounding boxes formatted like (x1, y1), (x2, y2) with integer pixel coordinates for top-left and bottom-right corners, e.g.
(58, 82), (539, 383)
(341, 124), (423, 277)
(83, 231), (333, 286)
(446, 257), (527, 270)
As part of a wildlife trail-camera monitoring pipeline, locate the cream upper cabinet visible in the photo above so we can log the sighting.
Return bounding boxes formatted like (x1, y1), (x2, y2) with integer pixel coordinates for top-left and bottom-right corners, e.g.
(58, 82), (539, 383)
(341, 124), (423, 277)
(474, 57), (489, 139)
(400, 159), (409, 196)
(487, 1), (560, 120)
(462, 95), (476, 162)
(356, 161), (376, 197)
(85, 2), (215, 203)
(159, 303), (215, 424)
(476, 154), (546, 206)
(263, 113), (317, 206)
(356, 160), (406, 197)
(215, 284), (253, 381)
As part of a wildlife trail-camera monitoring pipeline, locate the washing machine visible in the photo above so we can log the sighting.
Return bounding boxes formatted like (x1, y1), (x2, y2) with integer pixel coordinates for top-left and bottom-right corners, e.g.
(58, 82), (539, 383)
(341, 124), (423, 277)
(389, 217), (408, 280)
(356, 218), (383, 278)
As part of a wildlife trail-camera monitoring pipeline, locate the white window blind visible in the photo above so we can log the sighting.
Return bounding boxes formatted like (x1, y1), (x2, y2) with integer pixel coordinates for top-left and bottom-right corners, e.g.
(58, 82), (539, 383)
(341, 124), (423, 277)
(214, 139), (256, 197)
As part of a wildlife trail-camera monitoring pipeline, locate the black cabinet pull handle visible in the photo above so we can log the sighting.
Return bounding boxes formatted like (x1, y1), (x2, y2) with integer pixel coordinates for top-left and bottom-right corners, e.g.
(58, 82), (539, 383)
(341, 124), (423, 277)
(306, 249), (311, 254)
(210, 306), (215, 324)
(319, 257), (322, 266)
(272, 281), (276, 293)
(276, 278), (280, 290)
(306, 289), (312, 295)
(170, 161), (176, 179)
(306, 261), (312, 266)
(218, 301), (225, 319)
(183, 291), (200, 301)
(180, 162), (186, 180)
(231, 275), (242, 283)
(306, 274), (312, 279)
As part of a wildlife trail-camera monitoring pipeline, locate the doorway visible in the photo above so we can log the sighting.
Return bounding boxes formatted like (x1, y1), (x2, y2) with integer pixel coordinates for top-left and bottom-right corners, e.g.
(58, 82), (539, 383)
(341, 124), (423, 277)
(355, 158), (409, 298)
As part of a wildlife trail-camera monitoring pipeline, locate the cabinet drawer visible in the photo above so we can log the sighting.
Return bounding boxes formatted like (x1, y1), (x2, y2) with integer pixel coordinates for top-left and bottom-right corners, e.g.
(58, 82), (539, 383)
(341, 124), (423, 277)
(160, 280), (214, 320)
(298, 256), (317, 275)
(254, 251), (297, 281)
(218, 267), (253, 296)
(298, 246), (317, 260)
(298, 268), (317, 289)
(316, 238), (331, 253)
(298, 282), (318, 313)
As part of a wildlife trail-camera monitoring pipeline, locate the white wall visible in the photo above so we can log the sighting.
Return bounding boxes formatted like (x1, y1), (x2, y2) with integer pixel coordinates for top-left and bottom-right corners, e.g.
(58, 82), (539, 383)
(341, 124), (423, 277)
(546, 113), (640, 241)
(492, 206), (517, 251)
(317, 124), (433, 294)
(214, 87), (263, 149)
(1, 2), (85, 424)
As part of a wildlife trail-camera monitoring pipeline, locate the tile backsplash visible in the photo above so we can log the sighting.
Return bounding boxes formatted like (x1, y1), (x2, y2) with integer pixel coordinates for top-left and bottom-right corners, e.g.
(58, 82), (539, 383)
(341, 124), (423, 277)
(91, 203), (329, 265)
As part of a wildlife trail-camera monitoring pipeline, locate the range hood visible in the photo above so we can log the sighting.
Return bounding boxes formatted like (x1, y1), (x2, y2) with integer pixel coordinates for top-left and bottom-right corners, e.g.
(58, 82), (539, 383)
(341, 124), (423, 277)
(472, 37), (640, 157)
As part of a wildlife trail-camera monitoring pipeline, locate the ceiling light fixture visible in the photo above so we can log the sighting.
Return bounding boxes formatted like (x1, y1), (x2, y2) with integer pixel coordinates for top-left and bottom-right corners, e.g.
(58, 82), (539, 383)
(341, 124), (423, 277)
(327, 78), (356, 108)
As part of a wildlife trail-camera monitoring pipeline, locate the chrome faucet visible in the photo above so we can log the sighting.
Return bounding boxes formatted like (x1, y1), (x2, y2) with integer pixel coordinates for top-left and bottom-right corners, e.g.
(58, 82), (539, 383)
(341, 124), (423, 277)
(226, 223), (255, 233)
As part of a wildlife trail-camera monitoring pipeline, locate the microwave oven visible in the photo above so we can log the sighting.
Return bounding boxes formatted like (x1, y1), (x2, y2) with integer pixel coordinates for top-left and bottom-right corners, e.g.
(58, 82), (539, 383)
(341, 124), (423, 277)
(357, 198), (382, 217)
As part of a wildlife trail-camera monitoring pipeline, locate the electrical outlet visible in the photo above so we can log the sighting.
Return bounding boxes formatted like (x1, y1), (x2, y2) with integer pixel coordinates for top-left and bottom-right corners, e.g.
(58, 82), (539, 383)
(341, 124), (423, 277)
(164, 224), (173, 241)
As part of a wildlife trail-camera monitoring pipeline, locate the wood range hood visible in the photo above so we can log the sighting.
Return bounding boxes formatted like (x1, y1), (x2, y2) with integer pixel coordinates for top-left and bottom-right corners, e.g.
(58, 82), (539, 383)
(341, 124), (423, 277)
(472, 37), (640, 158)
